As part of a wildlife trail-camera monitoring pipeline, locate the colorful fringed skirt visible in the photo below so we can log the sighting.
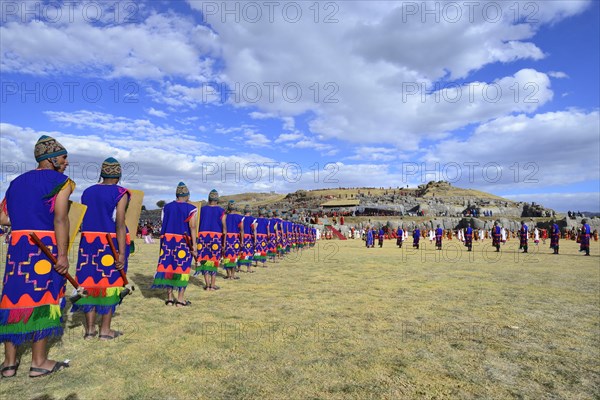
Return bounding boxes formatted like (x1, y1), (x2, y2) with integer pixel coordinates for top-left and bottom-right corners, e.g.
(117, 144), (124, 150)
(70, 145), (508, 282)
(0, 230), (66, 345)
(152, 233), (193, 290)
(195, 231), (222, 274)
(223, 233), (241, 269)
(238, 234), (254, 266)
(254, 234), (268, 263)
(71, 232), (130, 315)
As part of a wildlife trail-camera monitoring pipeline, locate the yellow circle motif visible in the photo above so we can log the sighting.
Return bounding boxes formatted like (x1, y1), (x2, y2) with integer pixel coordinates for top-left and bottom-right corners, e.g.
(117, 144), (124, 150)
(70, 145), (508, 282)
(234, 243), (239, 249)
(177, 250), (187, 259)
(212, 244), (219, 251)
(101, 254), (115, 266)
(198, 244), (203, 250)
(160, 249), (164, 256)
(34, 260), (52, 275)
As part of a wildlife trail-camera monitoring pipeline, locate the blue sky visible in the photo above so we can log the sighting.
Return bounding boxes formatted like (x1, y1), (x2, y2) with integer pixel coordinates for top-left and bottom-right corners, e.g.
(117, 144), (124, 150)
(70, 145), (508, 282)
(1, 0), (599, 211)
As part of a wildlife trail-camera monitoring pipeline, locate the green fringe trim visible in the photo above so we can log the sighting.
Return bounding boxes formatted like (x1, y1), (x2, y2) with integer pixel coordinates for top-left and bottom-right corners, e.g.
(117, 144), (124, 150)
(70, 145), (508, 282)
(152, 274), (190, 288)
(0, 305), (61, 336)
(196, 260), (218, 272)
(74, 287), (122, 307)
(222, 257), (237, 268)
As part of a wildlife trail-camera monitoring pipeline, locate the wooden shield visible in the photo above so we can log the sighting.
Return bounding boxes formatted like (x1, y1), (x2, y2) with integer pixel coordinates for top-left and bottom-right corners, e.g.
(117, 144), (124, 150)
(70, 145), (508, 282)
(189, 201), (203, 230)
(67, 201), (87, 251)
(125, 189), (145, 236)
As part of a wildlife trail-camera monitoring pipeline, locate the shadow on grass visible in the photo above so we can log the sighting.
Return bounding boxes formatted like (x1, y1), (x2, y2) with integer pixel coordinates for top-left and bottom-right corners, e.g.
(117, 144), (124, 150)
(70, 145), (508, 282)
(32, 394), (80, 400)
(130, 272), (164, 300)
(66, 309), (86, 330)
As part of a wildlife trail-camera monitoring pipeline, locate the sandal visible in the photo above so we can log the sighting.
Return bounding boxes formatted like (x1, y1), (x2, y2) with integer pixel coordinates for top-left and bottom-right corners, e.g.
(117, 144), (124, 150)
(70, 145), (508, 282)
(83, 331), (98, 340)
(1, 361), (20, 378)
(99, 331), (123, 340)
(165, 299), (175, 306)
(176, 300), (191, 307)
(29, 360), (69, 378)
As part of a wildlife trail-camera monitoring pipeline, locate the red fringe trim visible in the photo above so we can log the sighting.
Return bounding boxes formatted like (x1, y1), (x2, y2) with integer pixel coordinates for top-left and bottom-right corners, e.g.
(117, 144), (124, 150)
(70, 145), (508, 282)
(8, 308), (34, 324)
(86, 288), (108, 297)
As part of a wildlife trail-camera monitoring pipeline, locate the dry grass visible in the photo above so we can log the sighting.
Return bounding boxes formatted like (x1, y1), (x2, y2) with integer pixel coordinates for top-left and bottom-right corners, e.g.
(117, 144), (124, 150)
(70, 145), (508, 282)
(1, 238), (598, 400)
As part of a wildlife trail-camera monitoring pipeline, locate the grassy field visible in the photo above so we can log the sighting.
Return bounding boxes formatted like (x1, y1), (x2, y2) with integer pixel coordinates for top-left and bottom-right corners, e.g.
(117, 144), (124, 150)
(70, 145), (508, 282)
(1, 237), (598, 400)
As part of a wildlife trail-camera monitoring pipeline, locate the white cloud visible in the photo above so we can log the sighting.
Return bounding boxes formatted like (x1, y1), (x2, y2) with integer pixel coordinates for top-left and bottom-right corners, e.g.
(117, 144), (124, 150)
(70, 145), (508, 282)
(346, 147), (398, 162)
(309, 68), (554, 148)
(275, 133), (303, 143)
(147, 107), (168, 118)
(422, 109), (600, 189)
(0, 9), (217, 80)
(184, 0), (585, 148)
(249, 111), (276, 120)
(243, 130), (270, 147)
(41, 111), (226, 167)
(548, 71), (569, 79)
(282, 117), (295, 131)
(0, 122), (292, 206)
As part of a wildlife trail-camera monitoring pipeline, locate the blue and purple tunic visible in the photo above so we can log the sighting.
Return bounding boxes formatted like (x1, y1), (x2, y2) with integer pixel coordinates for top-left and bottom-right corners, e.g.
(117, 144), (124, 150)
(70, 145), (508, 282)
(464, 227), (473, 247)
(550, 223), (560, 249)
(396, 228), (404, 246)
(412, 228), (420, 247)
(195, 205), (225, 273)
(0, 169), (74, 345)
(366, 229), (374, 247)
(223, 213), (244, 268)
(492, 226), (501, 246)
(267, 218), (278, 258)
(72, 184), (131, 315)
(435, 228), (443, 247)
(254, 217), (269, 263)
(152, 201), (197, 290)
(239, 215), (256, 265)
(519, 225), (529, 249)
(580, 223), (591, 250)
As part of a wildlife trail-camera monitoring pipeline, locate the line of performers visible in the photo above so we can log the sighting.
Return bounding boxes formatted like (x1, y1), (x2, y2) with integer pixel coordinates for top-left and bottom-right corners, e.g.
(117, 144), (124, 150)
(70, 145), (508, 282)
(0, 135), (317, 378)
(152, 185), (317, 303)
(363, 219), (593, 256)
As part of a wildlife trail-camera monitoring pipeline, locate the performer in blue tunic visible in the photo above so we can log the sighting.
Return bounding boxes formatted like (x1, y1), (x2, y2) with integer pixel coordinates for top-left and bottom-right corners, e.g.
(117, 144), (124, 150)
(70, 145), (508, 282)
(396, 227), (404, 248)
(519, 221), (529, 253)
(267, 211), (278, 261)
(378, 228), (385, 248)
(288, 219), (295, 253)
(580, 219), (591, 256)
(239, 205), (256, 273)
(254, 209), (269, 267)
(152, 182), (197, 306)
(492, 221), (501, 252)
(435, 225), (443, 250)
(223, 201), (243, 280)
(464, 223), (473, 252)
(412, 227), (421, 249)
(72, 158), (131, 339)
(549, 220), (560, 255)
(0, 135), (73, 377)
(195, 190), (226, 291)
(366, 227), (374, 248)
